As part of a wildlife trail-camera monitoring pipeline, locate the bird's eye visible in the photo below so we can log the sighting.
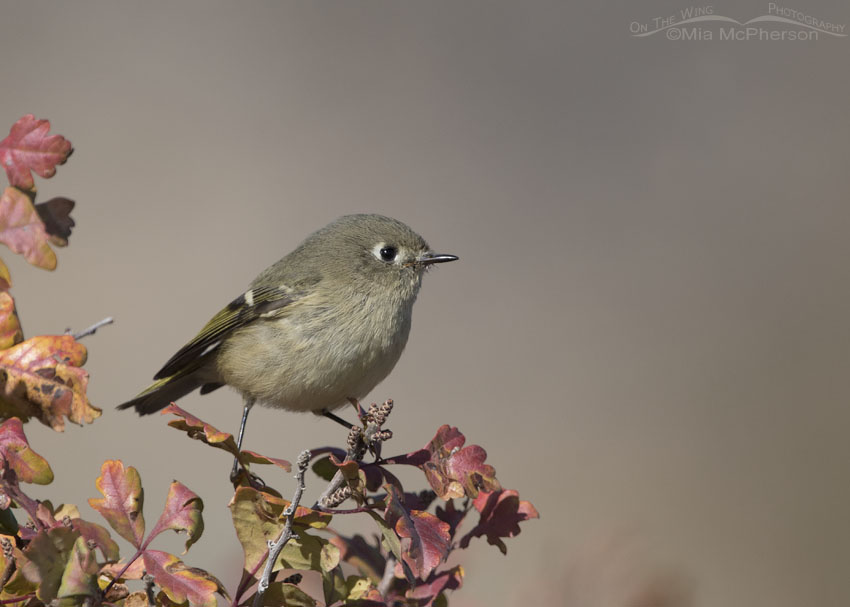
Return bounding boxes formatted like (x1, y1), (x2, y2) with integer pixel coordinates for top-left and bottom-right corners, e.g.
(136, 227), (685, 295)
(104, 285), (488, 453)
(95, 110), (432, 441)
(379, 246), (398, 262)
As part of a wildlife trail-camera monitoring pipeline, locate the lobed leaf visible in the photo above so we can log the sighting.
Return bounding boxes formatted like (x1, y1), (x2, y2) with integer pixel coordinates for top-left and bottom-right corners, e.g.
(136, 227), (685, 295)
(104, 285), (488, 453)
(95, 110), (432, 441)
(35, 197), (75, 247)
(406, 566), (464, 606)
(459, 489), (539, 554)
(141, 550), (219, 607)
(18, 527), (79, 602)
(390, 425), (500, 501)
(164, 404), (239, 455)
(279, 531), (338, 573)
(147, 481), (204, 553)
(434, 499), (468, 541)
(228, 487), (332, 574)
(0, 187), (57, 270)
(384, 486), (450, 581)
(0, 115), (72, 191)
(88, 460), (145, 547)
(0, 334), (99, 431)
(0, 417), (53, 484)
(56, 535), (99, 602)
(239, 450), (291, 472)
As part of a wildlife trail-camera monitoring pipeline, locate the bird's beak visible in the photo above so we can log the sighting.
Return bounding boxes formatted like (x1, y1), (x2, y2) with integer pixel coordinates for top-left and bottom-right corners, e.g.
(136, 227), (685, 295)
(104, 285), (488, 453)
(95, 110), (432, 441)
(418, 252), (459, 266)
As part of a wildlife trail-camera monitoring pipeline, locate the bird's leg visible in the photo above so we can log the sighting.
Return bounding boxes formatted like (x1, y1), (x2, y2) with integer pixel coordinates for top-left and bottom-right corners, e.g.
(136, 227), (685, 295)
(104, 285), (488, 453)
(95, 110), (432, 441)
(321, 409), (354, 429)
(230, 397), (255, 484)
(347, 397), (367, 421)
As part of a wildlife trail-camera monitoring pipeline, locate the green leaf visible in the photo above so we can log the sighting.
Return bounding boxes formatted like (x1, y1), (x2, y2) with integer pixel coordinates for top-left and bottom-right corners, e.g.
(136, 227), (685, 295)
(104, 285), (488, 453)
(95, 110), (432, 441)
(56, 536), (99, 601)
(19, 527), (79, 602)
(250, 582), (317, 607)
(229, 487), (331, 572)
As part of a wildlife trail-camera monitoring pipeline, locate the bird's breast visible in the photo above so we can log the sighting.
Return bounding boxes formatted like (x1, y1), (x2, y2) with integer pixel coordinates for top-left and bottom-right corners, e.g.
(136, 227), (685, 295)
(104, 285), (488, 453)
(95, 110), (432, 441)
(216, 292), (413, 412)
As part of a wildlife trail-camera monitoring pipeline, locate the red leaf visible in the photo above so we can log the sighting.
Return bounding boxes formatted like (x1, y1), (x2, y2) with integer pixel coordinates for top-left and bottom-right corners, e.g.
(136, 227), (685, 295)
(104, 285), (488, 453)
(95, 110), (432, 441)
(147, 481), (204, 553)
(406, 565), (464, 605)
(141, 550), (219, 607)
(434, 499), (468, 540)
(385, 486), (450, 580)
(0, 417), (53, 484)
(0, 187), (57, 270)
(0, 115), (72, 191)
(459, 489), (539, 554)
(0, 334), (100, 430)
(391, 426), (500, 501)
(35, 197), (75, 246)
(88, 460), (145, 548)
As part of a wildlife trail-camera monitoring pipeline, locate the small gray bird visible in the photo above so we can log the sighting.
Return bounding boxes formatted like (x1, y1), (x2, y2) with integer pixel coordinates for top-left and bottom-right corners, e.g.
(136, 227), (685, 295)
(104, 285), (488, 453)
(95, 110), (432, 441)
(118, 214), (457, 463)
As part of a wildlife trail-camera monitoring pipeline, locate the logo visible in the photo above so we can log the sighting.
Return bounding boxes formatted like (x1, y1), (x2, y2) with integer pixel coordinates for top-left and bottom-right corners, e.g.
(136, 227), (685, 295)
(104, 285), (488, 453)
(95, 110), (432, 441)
(629, 4), (846, 41)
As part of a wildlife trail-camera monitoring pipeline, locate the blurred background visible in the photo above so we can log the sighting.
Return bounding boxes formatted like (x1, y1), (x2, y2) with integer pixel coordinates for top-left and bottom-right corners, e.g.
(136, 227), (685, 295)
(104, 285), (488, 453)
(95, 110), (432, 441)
(1, 1), (848, 605)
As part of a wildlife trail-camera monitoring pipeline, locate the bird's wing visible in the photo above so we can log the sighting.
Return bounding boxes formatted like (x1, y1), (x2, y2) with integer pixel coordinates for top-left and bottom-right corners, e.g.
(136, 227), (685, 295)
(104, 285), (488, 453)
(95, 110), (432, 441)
(153, 284), (298, 380)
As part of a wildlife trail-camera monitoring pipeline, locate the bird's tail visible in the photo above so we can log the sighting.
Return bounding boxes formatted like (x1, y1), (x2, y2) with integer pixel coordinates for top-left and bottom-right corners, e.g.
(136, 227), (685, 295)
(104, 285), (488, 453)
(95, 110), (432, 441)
(117, 366), (206, 415)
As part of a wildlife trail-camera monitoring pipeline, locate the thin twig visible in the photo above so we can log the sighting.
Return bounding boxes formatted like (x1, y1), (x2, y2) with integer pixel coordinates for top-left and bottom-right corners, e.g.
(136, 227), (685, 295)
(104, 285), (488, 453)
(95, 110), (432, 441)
(314, 503), (382, 515)
(378, 556), (397, 598)
(252, 450), (311, 607)
(143, 574), (156, 607)
(311, 424), (366, 509)
(312, 468), (347, 510)
(101, 547), (144, 598)
(232, 559), (265, 607)
(0, 594), (35, 605)
(69, 316), (114, 340)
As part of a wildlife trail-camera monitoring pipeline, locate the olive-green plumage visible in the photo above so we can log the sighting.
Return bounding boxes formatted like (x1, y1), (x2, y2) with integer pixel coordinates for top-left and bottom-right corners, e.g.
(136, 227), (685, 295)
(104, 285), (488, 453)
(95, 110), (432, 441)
(117, 214), (457, 416)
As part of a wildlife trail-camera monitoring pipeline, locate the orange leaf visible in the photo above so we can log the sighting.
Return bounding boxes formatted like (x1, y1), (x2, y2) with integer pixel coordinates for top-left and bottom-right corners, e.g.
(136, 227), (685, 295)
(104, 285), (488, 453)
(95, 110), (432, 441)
(164, 404), (239, 454)
(0, 292), (22, 349)
(0, 187), (56, 270)
(0, 115), (72, 191)
(88, 460), (145, 548)
(0, 258), (10, 291)
(141, 551), (219, 607)
(0, 334), (99, 430)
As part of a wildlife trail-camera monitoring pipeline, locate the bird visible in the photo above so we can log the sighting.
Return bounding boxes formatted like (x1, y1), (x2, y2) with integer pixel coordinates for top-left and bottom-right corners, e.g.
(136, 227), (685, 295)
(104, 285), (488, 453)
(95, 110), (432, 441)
(118, 214), (457, 474)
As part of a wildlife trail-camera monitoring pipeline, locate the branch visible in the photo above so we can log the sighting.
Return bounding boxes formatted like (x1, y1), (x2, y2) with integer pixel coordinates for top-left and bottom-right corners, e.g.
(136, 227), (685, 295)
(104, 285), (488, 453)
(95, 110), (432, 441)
(68, 316), (113, 340)
(252, 449), (310, 607)
(378, 556), (396, 598)
(312, 403), (393, 510)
